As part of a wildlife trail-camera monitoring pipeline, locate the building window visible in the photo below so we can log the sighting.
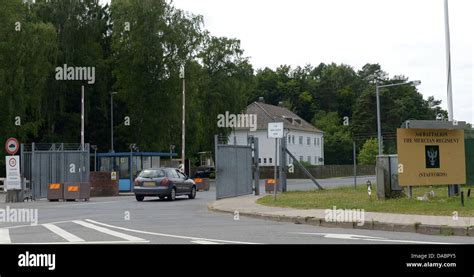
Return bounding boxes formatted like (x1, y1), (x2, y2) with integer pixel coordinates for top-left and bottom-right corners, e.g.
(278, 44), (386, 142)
(299, 156), (303, 162)
(292, 135), (295, 144)
(259, 158), (261, 164)
(263, 158), (267, 164)
(269, 158), (273, 164)
(307, 137), (310, 145)
(307, 156), (311, 163)
(299, 136), (303, 145)
(287, 135), (291, 144)
(316, 138), (320, 146)
(314, 138), (317, 145)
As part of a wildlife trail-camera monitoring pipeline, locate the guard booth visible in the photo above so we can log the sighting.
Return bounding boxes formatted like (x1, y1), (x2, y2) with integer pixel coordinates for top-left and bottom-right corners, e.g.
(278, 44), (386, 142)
(96, 152), (177, 192)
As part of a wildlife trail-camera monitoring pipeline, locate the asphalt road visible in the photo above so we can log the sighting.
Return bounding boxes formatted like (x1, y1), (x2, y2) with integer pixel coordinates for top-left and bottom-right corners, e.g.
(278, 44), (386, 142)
(0, 177), (472, 245)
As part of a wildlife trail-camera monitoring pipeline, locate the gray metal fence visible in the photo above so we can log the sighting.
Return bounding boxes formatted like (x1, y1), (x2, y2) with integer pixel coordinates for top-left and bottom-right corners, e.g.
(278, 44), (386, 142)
(21, 143), (90, 199)
(215, 136), (255, 199)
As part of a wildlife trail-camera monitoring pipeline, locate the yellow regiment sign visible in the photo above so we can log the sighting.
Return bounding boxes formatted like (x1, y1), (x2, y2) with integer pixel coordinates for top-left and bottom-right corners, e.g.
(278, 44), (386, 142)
(397, 128), (465, 186)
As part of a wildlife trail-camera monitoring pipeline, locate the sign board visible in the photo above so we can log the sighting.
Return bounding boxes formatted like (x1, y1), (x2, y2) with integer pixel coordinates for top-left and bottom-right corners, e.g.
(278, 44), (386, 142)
(111, 171), (117, 181)
(5, 156), (21, 190)
(268, 122), (284, 138)
(5, 137), (19, 155)
(288, 163), (294, 173)
(397, 128), (466, 186)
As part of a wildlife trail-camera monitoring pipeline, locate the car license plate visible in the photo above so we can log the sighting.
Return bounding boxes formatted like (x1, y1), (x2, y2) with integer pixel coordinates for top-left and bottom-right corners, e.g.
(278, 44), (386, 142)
(144, 181), (155, 187)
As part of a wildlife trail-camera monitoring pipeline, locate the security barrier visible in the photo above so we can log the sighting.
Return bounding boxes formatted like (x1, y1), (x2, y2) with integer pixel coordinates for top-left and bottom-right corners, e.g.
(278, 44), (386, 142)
(47, 183), (63, 201)
(64, 182), (90, 201)
(47, 182), (90, 201)
(265, 179), (280, 193)
(194, 178), (210, 191)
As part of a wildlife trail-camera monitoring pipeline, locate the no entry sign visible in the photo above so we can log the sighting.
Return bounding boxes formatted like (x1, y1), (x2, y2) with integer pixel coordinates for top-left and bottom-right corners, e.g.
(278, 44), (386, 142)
(5, 137), (19, 155)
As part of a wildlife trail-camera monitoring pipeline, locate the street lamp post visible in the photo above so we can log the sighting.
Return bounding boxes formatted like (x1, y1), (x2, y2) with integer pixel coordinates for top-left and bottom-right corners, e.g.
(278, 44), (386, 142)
(110, 92), (117, 153)
(376, 80), (421, 156)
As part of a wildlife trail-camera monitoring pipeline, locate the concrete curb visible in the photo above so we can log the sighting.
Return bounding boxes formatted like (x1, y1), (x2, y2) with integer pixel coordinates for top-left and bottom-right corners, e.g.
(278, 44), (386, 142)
(207, 203), (474, 237)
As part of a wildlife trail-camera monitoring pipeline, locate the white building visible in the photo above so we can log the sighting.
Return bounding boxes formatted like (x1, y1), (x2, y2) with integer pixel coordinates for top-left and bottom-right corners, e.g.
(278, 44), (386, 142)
(230, 101), (324, 166)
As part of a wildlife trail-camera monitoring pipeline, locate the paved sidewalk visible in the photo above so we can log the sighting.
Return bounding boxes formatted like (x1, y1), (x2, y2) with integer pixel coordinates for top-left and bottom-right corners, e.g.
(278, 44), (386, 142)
(208, 194), (474, 237)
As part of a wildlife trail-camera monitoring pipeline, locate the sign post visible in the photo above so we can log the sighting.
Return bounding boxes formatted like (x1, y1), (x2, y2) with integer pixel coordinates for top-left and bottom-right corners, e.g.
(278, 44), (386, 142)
(5, 137), (19, 155)
(4, 138), (21, 202)
(268, 122), (284, 200)
(5, 156), (21, 190)
(397, 128), (466, 186)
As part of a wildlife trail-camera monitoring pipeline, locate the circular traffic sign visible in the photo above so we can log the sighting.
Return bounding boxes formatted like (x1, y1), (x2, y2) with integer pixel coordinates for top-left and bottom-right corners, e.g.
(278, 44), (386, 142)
(5, 137), (19, 155)
(9, 157), (16, 167)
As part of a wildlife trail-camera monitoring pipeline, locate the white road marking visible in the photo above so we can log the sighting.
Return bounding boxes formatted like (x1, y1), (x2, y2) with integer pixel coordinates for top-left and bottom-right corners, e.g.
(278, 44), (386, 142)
(291, 232), (456, 244)
(12, 240), (149, 245)
(56, 200), (128, 207)
(86, 219), (261, 244)
(43, 223), (85, 242)
(190, 240), (221, 244)
(72, 220), (147, 242)
(0, 229), (11, 244)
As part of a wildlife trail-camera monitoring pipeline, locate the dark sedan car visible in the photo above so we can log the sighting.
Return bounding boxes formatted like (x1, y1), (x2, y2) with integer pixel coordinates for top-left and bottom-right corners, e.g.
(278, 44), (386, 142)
(133, 168), (196, 201)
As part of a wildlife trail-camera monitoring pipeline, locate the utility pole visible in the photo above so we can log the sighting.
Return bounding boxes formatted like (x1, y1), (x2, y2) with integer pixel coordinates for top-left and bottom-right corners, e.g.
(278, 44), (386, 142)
(444, 0), (458, 197)
(180, 65), (186, 170)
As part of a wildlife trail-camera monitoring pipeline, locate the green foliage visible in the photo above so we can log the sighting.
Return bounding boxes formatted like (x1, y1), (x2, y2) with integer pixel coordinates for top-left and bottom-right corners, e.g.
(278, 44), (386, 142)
(358, 138), (379, 165)
(313, 111), (352, 164)
(0, 0), (449, 176)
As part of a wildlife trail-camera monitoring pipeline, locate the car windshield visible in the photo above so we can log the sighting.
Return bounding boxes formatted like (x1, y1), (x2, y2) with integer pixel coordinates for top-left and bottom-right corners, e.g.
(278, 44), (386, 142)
(138, 169), (165, 178)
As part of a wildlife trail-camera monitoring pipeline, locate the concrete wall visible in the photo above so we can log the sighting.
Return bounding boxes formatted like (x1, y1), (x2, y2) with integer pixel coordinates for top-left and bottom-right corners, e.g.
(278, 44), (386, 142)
(230, 129), (324, 166)
(259, 165), (375, 179)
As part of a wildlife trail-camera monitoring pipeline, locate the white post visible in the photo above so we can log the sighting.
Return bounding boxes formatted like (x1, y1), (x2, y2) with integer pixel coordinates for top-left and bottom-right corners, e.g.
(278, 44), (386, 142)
(81, 85), (84, 150)
(444, 0), (454, 121)
(274, 138), (278, 200)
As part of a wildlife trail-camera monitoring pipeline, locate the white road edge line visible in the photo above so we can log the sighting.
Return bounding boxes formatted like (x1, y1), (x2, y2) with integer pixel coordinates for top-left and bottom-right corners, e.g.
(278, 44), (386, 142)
(85, 219), (261, 244)
(190, 240), (221, 244)
(72, 220), (147, 242)
(43, 223), (85, 242)
(0, 229), (11, 244)
(290, 232), (457, 245)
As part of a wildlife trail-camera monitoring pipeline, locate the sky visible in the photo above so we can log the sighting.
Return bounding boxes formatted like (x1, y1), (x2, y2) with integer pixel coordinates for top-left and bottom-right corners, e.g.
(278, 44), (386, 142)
(104, 0), (473, 124)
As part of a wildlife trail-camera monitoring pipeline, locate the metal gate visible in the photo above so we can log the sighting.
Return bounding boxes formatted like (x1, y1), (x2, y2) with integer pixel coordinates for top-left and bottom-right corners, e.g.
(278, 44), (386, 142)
(21, 143), (90, 199)
(215, 136), (257, 199)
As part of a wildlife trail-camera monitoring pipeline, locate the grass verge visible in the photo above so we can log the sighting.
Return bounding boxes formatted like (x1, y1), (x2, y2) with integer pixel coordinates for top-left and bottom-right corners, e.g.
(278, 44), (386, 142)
(257, 185), (474, 217)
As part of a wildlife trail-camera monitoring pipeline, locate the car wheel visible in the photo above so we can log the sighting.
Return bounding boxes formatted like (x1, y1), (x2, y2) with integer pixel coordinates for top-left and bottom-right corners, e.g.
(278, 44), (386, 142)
(188, 186), (196, 199)
(135, 195), (144, 202)
(168, 188), (176, 201)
